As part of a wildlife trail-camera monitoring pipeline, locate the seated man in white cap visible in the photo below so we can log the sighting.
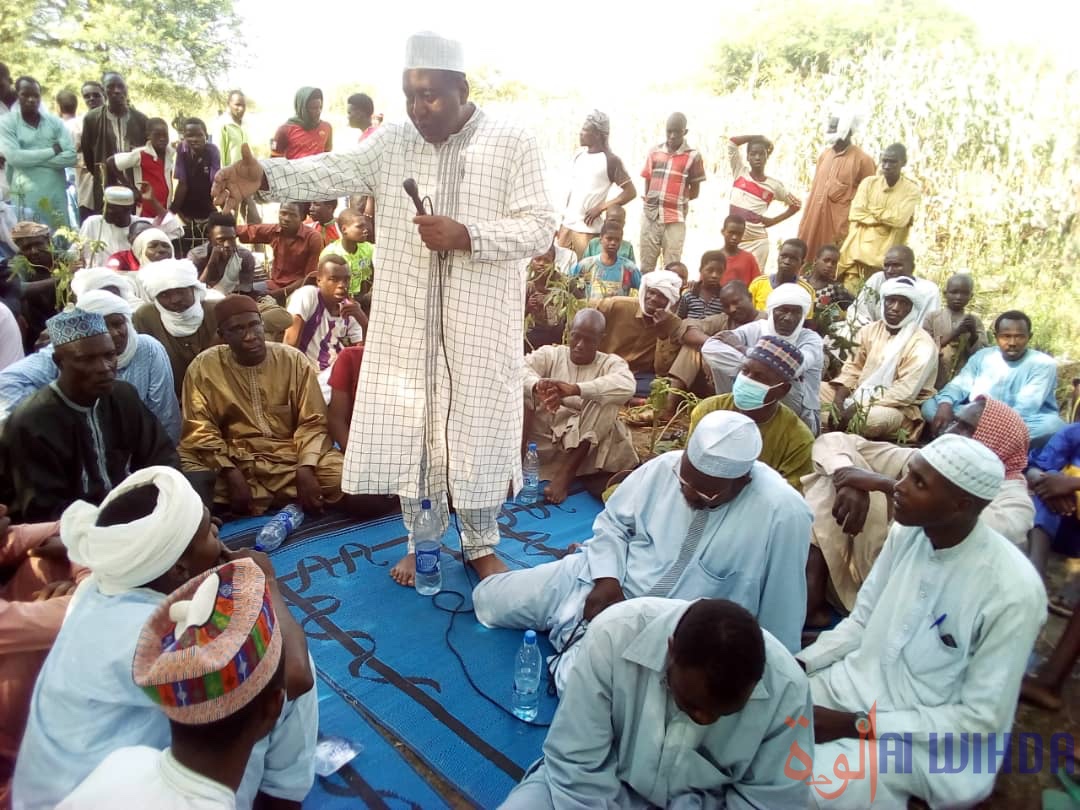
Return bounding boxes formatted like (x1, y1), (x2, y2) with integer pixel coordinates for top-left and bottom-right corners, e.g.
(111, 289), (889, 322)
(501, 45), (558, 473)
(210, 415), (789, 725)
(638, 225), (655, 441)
(690, 336), (814, 492)
(819, 275), (937, 440)
(474, 410), (812, 693)
(0, 309), (178, 522)
(15, 467), (318, 810)
(703, 282), (824, 434)
(57, 558), (288, 809)
(591, 268), (682, 398)
(803, 396), (1034, 626)
(523, 309), (637, 503)
(132, 258), (220, 396)
(0, 289), (180, 440)
(212, 31), (557, 588)
(798, 434), (1047, 810)
(77, 185), (182, 267)
(499, 598), (812, 810)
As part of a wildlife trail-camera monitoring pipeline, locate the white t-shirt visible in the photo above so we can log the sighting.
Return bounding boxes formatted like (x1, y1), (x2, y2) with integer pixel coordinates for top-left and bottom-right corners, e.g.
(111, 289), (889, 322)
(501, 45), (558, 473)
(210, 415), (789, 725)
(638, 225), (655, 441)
(562, 150), (617, 234)
(286, 285), (363, 373)
(57, 746), (236, 810)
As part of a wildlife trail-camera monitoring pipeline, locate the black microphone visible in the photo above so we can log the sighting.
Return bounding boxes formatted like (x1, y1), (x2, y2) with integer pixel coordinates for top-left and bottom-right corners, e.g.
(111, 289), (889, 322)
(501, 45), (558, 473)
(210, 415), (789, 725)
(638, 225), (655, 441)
(403, 178), (426, 215)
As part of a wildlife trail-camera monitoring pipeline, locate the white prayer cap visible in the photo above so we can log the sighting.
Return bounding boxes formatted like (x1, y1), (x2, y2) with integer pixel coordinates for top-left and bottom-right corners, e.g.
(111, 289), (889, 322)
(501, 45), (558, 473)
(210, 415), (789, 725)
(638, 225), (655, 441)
(685, 411), (762, 479)
(918, 434), (1004, 502)
(61, 466), (207, 596)
(103, 185), (135, 205)
(404, 31), (466, 73)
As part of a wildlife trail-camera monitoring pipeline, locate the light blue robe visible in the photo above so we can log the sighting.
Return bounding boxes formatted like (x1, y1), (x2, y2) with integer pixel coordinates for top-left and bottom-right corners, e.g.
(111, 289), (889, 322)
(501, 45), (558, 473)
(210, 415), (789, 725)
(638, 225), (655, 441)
(0, 108), (75, 226)
(474, 451), (812, 690)
(499, 598), (814, 810)
(14, 582), (318, 810)
(0, 333), (181, 442)
(922, 346), (1064, 445)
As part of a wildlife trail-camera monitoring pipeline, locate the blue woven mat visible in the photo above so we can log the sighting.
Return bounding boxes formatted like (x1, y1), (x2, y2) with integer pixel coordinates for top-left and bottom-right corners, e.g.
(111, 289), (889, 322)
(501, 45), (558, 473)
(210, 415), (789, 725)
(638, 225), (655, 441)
(221, 490), (603, 809)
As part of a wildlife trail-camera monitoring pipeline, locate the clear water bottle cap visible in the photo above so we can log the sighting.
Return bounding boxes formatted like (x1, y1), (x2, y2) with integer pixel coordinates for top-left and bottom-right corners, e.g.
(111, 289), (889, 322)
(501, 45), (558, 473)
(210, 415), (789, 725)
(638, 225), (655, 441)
(524, 630), (537, 644)
(528, 442), (537, 451)
(421, 498), (431, 510)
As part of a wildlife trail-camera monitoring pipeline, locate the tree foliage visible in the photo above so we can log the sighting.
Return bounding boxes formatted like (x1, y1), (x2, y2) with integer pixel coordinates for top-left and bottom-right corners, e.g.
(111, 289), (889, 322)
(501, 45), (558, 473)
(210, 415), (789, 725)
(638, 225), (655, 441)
(709, 0), (977, 92)
(0, 0), (243, 113)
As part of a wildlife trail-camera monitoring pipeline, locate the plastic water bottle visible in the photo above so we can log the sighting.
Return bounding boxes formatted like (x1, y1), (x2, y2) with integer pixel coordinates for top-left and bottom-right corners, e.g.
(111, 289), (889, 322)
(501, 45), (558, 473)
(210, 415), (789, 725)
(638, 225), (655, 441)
(512, 630), (542, 721)
(519, 443), (541, 505)
(254, 504), (304, 552)
(412, 499), (442, 596)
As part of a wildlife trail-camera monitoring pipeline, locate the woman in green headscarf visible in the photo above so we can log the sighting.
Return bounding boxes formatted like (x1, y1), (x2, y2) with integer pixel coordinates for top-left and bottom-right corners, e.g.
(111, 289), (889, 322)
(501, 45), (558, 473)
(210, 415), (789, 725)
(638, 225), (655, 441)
(271, 87), (333, 159)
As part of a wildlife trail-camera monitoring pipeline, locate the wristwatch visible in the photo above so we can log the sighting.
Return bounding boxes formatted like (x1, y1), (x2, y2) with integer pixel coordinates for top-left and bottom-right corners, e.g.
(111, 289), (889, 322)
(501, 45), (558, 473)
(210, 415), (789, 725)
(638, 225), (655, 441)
(854, 711), (873, 737)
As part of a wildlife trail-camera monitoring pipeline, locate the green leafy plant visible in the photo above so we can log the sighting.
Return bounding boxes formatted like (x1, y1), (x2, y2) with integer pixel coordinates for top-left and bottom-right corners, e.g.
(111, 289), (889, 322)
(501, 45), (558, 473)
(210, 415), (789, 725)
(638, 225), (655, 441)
(644, 377), (700, 458)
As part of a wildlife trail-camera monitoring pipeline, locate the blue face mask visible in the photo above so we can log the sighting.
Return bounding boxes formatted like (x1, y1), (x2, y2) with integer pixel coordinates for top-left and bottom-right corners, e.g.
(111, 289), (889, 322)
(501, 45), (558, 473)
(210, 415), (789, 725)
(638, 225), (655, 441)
(732, 372), (780, 410)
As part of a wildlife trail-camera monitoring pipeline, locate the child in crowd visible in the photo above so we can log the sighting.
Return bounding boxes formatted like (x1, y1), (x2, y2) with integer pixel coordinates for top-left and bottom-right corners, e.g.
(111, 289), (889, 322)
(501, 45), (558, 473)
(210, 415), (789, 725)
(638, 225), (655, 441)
(110, 117), (174, 218)
(569, 221), (641, 299)
(804, 244), (853, 312)
(306, 200), (341, 242)
(677, 251), (726, 319)
(319, 209), (374, 297)
(718, 214), (761, 285)
(924, 272), (986, 389)
(170, 117), (220, 254)
(581, 204), (635, 261)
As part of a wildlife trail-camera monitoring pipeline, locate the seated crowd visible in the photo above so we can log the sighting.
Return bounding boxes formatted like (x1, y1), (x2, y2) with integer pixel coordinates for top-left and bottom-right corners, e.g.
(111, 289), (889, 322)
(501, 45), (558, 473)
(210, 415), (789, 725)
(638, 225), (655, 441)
(0, 61), (1075, 810)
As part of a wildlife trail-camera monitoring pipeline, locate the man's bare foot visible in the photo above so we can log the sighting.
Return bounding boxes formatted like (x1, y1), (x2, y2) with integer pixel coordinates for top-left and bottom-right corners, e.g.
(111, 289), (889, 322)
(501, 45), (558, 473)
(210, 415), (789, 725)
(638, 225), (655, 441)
(1020, 676), (1064, 711)
(390, 553), (416, 587)
(544, 468), (574, 505)
(468, 553), (509, 581)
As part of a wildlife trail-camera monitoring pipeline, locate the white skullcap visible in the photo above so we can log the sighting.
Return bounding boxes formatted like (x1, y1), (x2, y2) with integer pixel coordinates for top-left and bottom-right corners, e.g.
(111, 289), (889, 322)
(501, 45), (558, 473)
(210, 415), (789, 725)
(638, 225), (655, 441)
(103, 185), (135, 205)
(61, 466), (207, 596)
(639, 269), (682, 315)
(918, 434), (1004, 502)
(685, 411), (762, 479)
(404, 31), (466, 73)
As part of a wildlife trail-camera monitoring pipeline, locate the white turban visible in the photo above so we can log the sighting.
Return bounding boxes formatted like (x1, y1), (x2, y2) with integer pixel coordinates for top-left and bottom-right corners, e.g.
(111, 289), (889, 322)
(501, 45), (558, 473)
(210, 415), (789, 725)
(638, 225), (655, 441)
(852, 276), (929, 406)
(918, 434), (1004, 502)
(685, 411), (762, 478)
(764, 283), (812, 343)
(138, 259), (207, 337)
(404, 31), (466, 72)
(61, 466), (207, 596)
(823, 106), (863, 150)
(639, 269), (682, 316)
(74, 289), (139, 369)
(71, 266), (141, 307)
(131, 227), (174, 267)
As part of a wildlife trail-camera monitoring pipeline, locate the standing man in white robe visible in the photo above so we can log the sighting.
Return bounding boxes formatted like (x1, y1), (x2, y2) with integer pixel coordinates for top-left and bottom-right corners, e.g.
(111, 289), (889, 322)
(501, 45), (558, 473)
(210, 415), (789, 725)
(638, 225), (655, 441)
(499, 598), (812, 809)
(212, 32), (556, 586)
(474, 411), (812, 692)
(798, 435), (1046, 809)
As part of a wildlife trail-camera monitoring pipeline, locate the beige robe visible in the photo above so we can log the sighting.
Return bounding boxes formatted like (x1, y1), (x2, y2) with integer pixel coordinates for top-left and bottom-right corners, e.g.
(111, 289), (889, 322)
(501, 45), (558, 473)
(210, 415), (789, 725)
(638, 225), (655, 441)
(523, 344), (637, 477)
(179, 342), (343, 513)
(821, 320), (937, 440)
(802, 432), (1036, 610)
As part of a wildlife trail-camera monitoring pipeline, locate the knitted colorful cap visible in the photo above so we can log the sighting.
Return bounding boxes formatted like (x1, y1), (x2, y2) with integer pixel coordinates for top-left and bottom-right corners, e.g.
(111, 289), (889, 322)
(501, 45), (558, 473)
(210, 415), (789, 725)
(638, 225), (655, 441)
(747, 335), (804, 382)
(132, 558), (282, 725)
(46, 308), (108, 346)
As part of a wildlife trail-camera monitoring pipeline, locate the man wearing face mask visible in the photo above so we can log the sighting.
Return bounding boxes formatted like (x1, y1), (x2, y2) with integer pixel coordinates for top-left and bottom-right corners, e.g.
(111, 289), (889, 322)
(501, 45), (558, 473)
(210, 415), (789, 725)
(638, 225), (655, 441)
(820, 276), (937, 440)
(474, 410), (812, 692)
(702, 283), (824, 434)
(690, 336), (814, 492)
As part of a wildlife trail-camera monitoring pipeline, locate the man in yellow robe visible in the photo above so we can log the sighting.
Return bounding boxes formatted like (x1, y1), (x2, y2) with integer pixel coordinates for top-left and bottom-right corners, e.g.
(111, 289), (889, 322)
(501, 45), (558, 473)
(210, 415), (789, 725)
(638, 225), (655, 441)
(179, 295), (393, 518)
(836, 143), (921, 291)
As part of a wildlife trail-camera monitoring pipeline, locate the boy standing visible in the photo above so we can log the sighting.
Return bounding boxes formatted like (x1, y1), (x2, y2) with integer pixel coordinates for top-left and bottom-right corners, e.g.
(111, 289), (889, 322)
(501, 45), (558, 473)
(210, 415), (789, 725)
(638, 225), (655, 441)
(718, 214), (761, 285)
(924, 273), (986, 389)
(569, 221), (640, 299)
(109, 117), (174, 218)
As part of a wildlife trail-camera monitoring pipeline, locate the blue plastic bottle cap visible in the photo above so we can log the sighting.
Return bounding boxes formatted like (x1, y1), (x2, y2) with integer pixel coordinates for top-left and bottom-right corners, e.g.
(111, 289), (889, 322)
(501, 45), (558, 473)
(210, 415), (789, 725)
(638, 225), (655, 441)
(528, 442), (537, 451)
(421, 499), (431, 510)
(524, 630), (537, 644)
